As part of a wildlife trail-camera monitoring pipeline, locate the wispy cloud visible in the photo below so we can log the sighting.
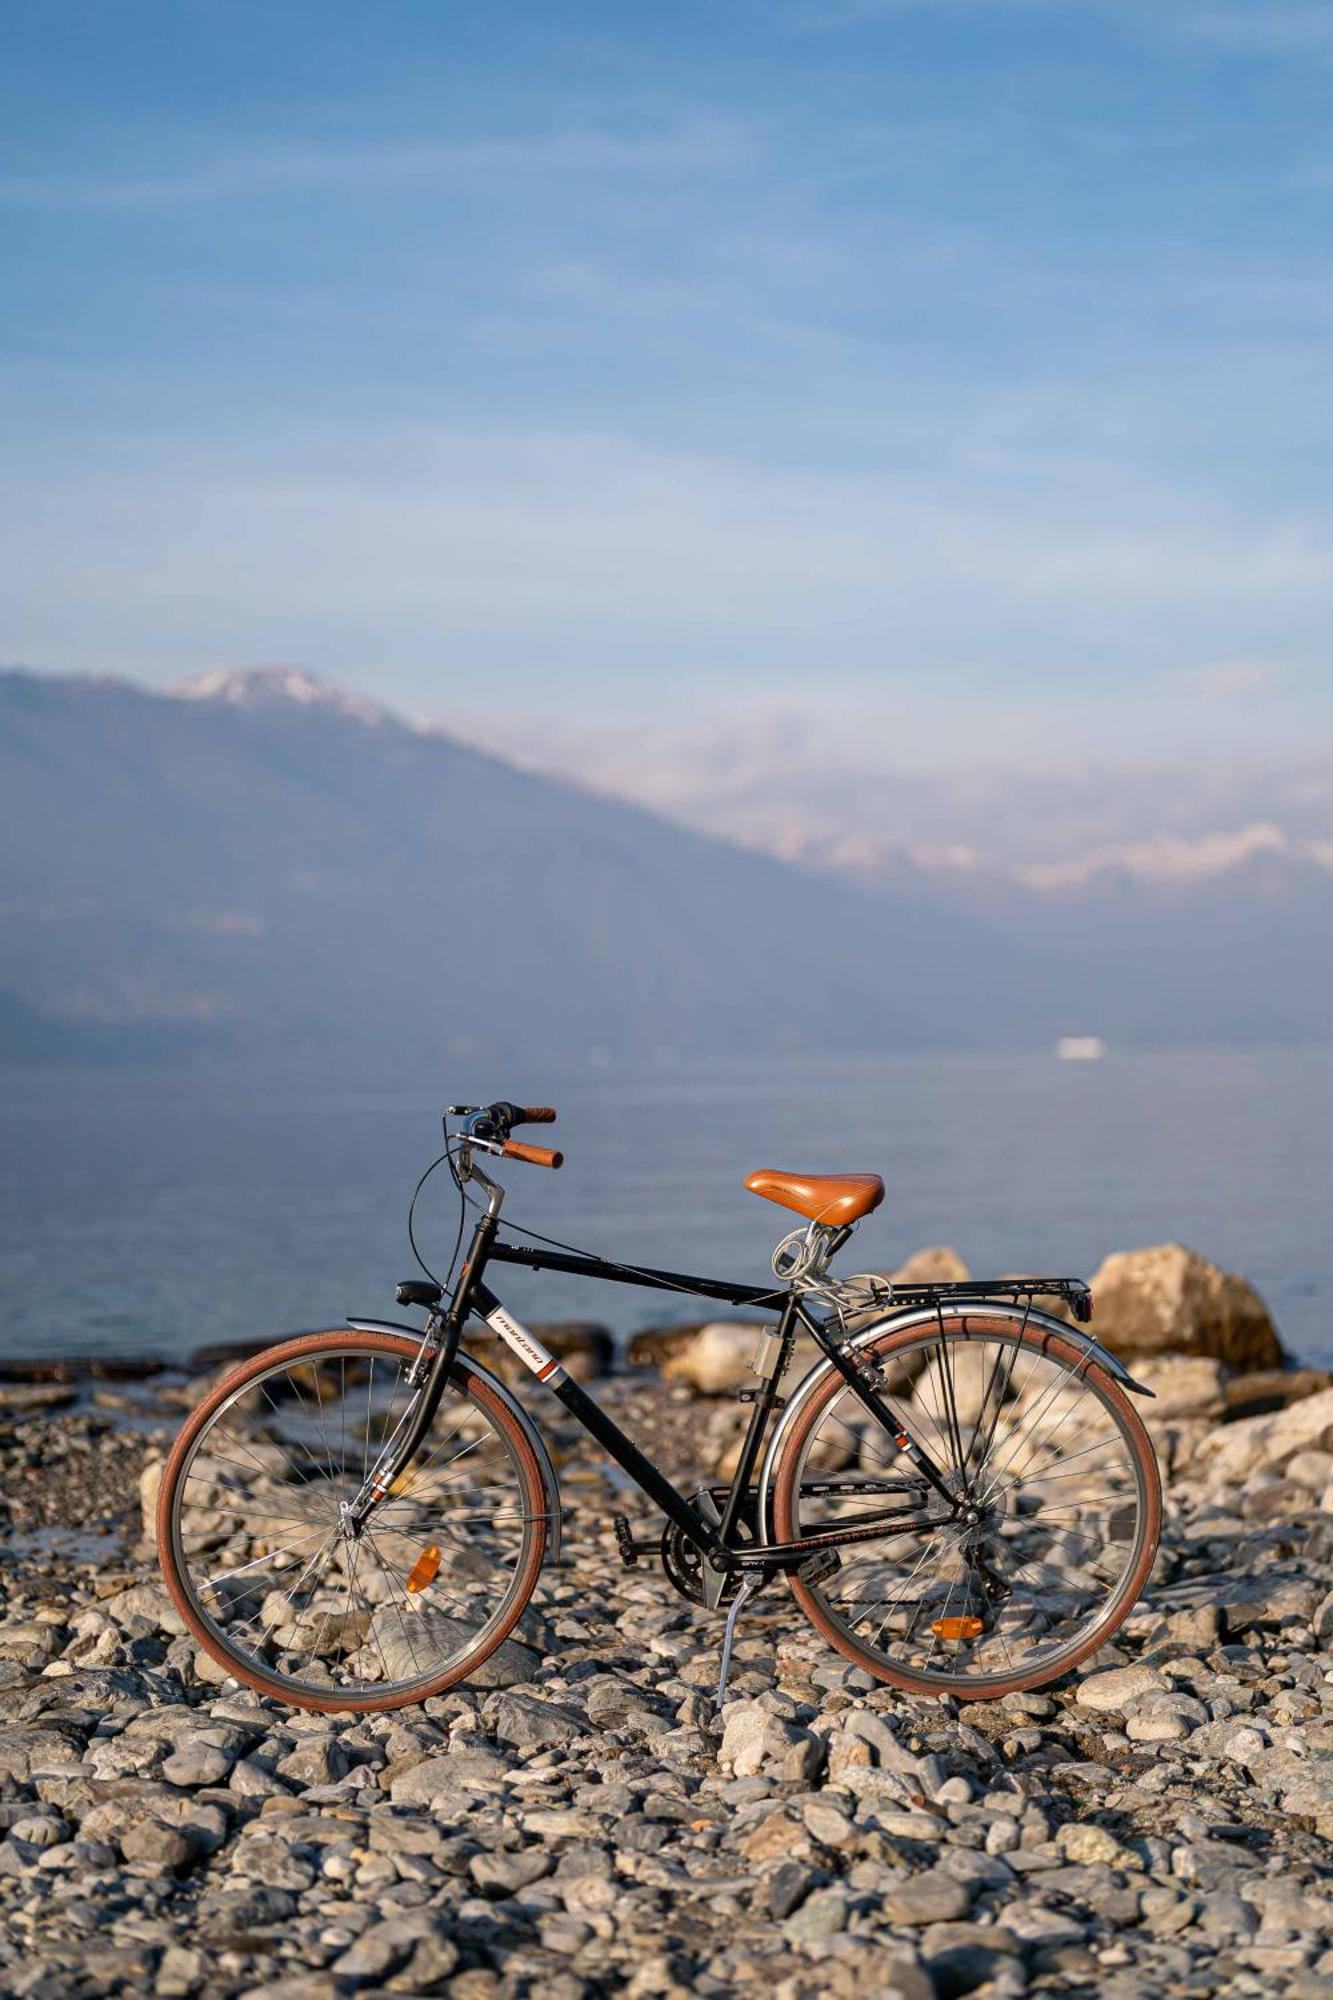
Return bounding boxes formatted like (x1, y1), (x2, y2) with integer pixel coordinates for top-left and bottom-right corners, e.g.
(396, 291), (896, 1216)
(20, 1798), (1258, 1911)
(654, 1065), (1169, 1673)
(0, 117), (757, 213)
(4, 423), (1332, 706)
(4, 0), (1332, 772)
(1175, 661), (1284, 701)
(803, 0), (1333, 61)
(1175, 4), (1333, 58)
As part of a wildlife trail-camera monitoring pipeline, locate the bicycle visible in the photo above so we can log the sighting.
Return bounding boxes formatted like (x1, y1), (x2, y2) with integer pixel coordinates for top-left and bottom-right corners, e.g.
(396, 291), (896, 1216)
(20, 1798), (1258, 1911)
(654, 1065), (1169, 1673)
(157, 1098), (1162, 1713)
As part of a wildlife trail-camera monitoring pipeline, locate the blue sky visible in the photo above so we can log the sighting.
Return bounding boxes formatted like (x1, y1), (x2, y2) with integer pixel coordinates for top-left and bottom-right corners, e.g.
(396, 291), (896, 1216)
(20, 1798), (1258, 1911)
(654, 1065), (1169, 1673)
(3, 0), (1332, 769)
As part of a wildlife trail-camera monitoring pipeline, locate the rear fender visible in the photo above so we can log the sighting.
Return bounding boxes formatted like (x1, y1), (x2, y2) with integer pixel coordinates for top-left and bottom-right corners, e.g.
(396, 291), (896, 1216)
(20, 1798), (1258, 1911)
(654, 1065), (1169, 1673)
(345, 1318), (563, 1562)
(755, 1299), (1151, 1541)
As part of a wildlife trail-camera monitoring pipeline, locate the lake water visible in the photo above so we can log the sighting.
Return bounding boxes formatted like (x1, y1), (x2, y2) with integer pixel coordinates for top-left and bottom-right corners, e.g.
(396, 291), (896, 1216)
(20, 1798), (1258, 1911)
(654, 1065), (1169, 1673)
(1, 1048), (1330, 1367)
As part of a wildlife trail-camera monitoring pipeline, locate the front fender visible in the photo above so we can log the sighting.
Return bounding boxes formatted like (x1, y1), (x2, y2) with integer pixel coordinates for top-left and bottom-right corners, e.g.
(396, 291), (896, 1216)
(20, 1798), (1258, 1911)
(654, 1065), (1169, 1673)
(345, 1318), (563, 1563)
(755, 1300), (1152, 1541)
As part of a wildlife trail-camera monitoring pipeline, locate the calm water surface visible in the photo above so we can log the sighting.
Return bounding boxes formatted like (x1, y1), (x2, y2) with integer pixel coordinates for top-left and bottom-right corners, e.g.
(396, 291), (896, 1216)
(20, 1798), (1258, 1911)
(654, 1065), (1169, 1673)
(1, 1049), (1330, 1364)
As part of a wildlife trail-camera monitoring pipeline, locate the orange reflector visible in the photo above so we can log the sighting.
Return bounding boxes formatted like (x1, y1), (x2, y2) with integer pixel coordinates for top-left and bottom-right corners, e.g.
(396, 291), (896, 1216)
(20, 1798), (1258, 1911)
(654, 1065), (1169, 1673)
(406, 1545), (441, 1593)
(931, 1616), (984, 1641)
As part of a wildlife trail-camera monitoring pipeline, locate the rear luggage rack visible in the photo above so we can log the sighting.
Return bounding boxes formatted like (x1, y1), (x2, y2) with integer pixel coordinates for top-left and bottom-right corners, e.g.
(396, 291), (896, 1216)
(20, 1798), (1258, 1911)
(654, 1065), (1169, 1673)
(886, 1278), (1094, 1323)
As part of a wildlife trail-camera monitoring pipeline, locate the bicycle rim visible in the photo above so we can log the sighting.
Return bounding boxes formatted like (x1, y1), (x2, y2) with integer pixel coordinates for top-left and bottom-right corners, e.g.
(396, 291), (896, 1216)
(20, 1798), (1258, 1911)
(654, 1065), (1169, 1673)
(158, 1331), (547, 1711)
(772, 1315), (1161, 1698)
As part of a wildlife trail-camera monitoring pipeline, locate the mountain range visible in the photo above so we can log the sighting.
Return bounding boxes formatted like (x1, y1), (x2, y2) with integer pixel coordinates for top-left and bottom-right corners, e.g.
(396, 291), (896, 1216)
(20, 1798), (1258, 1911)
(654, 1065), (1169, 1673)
(2, 665), (1328, 1066)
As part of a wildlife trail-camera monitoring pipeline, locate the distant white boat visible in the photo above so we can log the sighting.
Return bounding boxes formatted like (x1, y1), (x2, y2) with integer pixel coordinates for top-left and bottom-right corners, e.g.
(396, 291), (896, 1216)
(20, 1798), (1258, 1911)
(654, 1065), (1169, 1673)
(1056, 1036), (1107, 1061)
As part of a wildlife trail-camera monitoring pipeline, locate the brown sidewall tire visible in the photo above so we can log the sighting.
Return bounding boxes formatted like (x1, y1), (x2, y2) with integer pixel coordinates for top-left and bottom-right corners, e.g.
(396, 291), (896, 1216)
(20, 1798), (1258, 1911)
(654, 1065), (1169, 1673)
(771, 1314), (1162, 1702)
(157, 1330), (548, 1714)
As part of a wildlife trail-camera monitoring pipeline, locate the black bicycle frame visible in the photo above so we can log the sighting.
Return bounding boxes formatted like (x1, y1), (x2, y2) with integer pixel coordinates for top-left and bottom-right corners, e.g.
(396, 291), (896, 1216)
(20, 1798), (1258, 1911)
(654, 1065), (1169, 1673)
(359, 1205), (963, 1570)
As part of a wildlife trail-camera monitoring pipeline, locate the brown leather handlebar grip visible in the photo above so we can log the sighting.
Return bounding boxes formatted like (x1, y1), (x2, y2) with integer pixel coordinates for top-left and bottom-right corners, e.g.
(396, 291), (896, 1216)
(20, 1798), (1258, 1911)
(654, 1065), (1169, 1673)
(519, 1106), (557, 1124)
(501, 1139), (564, 1169)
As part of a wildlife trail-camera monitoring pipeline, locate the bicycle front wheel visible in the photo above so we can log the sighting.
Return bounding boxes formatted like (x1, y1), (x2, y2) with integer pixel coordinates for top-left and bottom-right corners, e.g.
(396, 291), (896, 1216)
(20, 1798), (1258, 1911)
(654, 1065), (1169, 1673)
(770, 1313), (1161, 1699)
(158, 1330), (548, 1712)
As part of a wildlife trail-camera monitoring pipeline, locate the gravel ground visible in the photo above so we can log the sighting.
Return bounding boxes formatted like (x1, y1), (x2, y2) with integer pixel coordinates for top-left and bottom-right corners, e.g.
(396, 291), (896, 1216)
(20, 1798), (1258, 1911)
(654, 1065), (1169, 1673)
(2, 1370), (1333, 1999)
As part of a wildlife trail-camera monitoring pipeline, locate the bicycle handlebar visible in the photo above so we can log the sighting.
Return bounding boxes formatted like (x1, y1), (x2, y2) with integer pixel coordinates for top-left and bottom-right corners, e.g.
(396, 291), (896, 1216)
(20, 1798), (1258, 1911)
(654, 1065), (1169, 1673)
(449, 1098), (563, 1164)
(501, 1138), (563, 1170)
(449, 1099), (558, 1132)
(483, 1100), (557, 1133)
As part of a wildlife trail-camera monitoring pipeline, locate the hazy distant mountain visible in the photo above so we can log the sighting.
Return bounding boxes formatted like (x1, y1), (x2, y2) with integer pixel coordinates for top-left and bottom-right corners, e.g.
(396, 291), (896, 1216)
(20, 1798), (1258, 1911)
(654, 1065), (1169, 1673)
(792, 824), (1333, 1048)
(490, 708), (1333, 1049)
(1, 667), (1058, 1068)
(495, 713), (1333, 875)
(5, 665), (1328, 1065)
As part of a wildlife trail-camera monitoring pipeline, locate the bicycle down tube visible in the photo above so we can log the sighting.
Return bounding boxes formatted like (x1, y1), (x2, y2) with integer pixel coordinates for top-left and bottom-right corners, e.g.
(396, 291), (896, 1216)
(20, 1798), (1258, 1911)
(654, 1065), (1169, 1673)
(475, 1282), (952, 1567)
(354, 1142), (997, 1570)
(354, 1181), (961, 1568)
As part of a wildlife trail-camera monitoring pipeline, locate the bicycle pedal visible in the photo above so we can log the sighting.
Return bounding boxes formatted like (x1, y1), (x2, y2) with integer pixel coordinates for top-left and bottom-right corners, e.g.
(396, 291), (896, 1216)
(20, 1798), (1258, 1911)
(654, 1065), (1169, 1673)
(613, 1516), (641, 1569)
(797, 1548), (842, 1587)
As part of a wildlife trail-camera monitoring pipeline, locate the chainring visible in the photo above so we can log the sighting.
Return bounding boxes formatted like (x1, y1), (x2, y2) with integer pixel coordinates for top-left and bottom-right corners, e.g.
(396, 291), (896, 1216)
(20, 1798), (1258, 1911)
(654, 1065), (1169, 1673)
(660, 1486), (757, 1607)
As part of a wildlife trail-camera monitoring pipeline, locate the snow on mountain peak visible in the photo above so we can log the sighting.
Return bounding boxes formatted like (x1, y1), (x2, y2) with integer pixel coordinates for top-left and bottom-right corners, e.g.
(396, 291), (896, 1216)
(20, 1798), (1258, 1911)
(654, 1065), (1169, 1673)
(168, 665), (392, 725)
(1015, 822), (1298, 893)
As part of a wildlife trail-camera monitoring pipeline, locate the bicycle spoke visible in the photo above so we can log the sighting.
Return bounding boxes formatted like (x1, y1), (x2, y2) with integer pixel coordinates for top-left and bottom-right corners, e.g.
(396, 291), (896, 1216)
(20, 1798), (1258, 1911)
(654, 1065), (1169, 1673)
(778, 1321), (1155, 1692)
(168, 1338), (538, 1704)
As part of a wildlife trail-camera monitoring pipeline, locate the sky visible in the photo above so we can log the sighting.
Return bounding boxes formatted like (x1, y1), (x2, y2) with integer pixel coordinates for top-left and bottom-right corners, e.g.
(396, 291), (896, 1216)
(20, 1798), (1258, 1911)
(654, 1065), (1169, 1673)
(3, 0), (1333, 780)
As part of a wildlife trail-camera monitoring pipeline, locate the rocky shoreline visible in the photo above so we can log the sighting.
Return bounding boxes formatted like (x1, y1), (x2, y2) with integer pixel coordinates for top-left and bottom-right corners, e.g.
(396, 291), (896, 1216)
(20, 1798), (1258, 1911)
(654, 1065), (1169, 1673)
(4, 1245), (1333, 1997)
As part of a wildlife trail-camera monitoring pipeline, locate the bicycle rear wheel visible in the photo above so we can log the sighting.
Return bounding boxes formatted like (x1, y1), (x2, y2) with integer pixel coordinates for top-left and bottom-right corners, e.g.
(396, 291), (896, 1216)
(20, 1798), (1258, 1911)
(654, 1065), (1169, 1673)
(158, 1330), (548, 1712)
(770, 1313), (1160, 1698)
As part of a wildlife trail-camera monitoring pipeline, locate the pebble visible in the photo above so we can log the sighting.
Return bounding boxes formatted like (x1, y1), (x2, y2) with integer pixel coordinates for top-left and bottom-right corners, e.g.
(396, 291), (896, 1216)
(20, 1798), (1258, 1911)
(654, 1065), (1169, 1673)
(1074, 1664), (1168, 1712)
(2, 1363), (1333, 1995)
(882, 1871), (974, 1925)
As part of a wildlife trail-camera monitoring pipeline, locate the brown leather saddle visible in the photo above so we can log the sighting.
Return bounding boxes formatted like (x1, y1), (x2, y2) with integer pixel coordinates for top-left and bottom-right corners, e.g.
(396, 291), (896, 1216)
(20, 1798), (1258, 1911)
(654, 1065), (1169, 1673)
(745, 1168), (884, 1230)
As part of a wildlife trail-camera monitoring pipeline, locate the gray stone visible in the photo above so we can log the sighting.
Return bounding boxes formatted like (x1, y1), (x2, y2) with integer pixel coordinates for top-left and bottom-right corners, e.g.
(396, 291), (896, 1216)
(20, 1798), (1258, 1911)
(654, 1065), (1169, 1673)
(782, 1886), (848, 1942)
(236, 1983), (338, 2000)
(0, 1725), (81, 1781)
(160, 1741), (234, 1787)
(120, 1817), (200, 1871)
(484, 1690), (585, 1751)
(330, 1912), (453, 1985)
(6, 1814), (68, 1849)
(719, 1698), (820, 1778)
(768, 1859), (816, 1921)
(102, 1581), (186, 1633)
(1124, 1691), (1210, 1741)
(1055, 1821), (1142, 1869)
(1074, 1664), (1167, 1712)
(803, 1799), (855, 1848)
(468, 1846), (554, 1896)
(917, 1921), (1023, 1999)
(388, 1745), (508, 1801)
(883, 1872), (974, 1925)
(275, 1737), (349, 1787)
(1219, 1574), (1321, 1633)
(583, 1675), (665, 1730)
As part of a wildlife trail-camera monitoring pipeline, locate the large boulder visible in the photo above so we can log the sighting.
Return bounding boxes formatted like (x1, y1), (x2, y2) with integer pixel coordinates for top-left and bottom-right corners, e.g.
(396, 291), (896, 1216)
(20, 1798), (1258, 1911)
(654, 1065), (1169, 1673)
(647, 1247), (973, 1394)
(1128, 1354), (1227, 1419)
(1088, 1243), (1285, 1373)
(1192, 1385), (1333, 1485)
(889, 1246), (970, 1287)
(1223, 1366), (1331, 1419)
(661, 1322), (823, 1395)
(625, 1322), (706, 1370)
